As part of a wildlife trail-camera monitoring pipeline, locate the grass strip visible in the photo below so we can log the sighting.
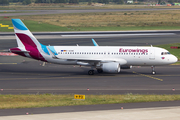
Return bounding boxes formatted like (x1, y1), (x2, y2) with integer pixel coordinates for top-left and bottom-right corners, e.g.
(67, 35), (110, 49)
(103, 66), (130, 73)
(1, 4), (180, 10)
(1, 20), (180, 32)
(73, 26), (180, 31)
(0, 20), (71, 32)
(1, 10), (180, 32)
(171, 61), (180, 65)
(0, 94), (180, 109)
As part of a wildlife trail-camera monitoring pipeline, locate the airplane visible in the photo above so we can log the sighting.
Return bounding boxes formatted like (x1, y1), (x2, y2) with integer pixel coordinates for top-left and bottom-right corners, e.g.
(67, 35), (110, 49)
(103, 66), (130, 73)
(9, 19), (178, 75)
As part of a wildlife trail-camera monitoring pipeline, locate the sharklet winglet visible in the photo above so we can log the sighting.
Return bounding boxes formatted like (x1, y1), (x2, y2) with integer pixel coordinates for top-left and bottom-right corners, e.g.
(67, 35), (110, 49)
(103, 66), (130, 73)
(92, 39), (99, 46)
(46, 47), (59, 59)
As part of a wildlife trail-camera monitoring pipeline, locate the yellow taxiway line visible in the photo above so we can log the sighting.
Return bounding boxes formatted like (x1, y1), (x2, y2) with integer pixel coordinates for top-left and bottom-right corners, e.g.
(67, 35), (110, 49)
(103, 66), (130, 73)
(133, 71), (163, 81)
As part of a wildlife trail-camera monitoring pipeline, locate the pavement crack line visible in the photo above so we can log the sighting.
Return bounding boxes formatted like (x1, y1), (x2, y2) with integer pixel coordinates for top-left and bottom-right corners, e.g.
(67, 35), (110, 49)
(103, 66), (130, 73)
(133, 71), (163, 81)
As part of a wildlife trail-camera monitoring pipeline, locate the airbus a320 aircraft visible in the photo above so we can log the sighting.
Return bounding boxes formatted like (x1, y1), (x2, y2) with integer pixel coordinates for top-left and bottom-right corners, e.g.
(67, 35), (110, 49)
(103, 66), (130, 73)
(9, 19), (178, 75)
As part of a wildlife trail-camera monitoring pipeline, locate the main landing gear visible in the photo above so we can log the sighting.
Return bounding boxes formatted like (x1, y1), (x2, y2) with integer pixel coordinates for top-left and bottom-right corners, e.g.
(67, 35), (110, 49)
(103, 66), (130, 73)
(88, 68), (103, 75)
(151, 66), (156, 75)
(88, 70), (94, 75)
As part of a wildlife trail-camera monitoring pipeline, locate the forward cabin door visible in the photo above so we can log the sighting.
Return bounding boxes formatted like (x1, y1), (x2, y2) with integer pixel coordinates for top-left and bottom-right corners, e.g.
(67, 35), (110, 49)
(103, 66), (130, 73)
(149, 48), (155, 60)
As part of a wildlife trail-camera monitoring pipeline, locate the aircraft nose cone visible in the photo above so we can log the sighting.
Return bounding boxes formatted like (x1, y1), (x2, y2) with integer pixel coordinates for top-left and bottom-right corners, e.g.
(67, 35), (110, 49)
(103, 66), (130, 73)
(172, 55), (178, 63)
(175, 56), (178, 62)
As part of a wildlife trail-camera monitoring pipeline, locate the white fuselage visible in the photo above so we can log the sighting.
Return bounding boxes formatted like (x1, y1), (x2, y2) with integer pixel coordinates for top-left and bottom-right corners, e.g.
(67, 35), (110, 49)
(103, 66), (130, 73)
(41, 46), (177, 66)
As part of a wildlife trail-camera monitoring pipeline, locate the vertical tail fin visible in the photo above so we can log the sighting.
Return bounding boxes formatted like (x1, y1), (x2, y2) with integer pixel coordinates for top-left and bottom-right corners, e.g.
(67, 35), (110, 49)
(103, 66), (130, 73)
(12, 19), (40, 48)
(11, 19), (47, 61)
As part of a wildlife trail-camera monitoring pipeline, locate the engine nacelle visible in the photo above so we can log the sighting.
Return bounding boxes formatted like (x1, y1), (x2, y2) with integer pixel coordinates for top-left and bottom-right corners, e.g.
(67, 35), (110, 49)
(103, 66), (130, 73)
(101, 62), (120, 73)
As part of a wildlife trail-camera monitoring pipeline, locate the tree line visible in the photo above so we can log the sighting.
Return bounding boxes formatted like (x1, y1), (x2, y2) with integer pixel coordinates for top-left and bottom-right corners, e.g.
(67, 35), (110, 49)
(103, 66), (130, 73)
(34, 0), (125, 4)
(0, 0), (128, 5)
(0, 0), (31, 5)
(2, 0), (179, 5)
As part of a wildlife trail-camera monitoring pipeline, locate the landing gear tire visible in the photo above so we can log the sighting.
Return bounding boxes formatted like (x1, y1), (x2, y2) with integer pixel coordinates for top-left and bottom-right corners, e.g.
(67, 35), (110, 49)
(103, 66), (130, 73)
(97, 69), (103, 73)
(152, 71), (156, 75)
(88, 70), (94, 75)
(151, 66), (156, 75)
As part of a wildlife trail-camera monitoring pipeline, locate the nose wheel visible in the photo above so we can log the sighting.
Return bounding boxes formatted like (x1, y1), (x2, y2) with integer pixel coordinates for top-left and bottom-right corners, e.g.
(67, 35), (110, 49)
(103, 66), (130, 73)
(152, 71), (156, 75)
(88, 70), (94, 75)
(151, 66), (156, 75)
(97, 69), (103, 73)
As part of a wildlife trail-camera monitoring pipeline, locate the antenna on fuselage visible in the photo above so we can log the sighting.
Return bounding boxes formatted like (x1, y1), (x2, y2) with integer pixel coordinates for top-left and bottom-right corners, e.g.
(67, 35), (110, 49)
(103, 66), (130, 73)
(151, 45), (153, 47)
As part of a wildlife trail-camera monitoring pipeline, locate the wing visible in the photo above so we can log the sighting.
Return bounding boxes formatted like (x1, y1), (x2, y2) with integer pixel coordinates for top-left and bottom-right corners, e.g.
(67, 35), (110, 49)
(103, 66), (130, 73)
(66, 58), (127, 65)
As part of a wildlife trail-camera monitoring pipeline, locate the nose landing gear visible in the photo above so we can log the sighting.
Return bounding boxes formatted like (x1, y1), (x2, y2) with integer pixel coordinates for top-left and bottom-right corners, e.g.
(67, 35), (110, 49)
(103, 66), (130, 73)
(151, 66), (156, 75)
(97, 69), (103, 73)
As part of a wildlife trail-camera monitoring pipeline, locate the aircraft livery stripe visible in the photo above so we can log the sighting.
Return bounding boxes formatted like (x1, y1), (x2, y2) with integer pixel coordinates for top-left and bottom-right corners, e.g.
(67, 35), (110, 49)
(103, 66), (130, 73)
(16, 33), (47, 62)
(12, 19), (28, 31)
(40, 43), (50, 55)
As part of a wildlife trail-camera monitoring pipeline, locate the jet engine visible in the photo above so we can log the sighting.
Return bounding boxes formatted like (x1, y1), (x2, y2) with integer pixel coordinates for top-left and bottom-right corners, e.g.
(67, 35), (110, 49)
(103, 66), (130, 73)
(101, 62), (120, 73)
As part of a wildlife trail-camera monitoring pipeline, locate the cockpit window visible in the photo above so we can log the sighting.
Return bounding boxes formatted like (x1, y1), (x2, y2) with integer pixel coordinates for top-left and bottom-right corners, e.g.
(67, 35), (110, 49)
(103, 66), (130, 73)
(161, 52), (171, 55)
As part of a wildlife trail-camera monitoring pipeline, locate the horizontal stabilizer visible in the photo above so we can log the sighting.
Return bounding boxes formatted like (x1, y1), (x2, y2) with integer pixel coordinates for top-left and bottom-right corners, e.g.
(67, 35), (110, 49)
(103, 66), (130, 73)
(10, 50), (30, 53)
(0, 49), (10, 52)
